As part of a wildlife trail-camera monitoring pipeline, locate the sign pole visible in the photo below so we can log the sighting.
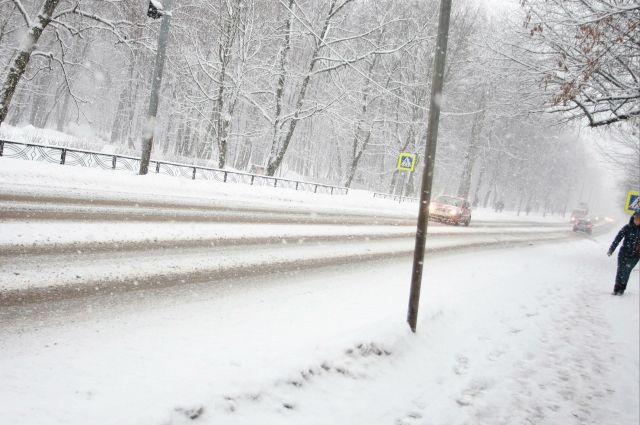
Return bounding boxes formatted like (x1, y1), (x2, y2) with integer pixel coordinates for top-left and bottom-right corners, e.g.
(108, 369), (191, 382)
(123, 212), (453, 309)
(407, 0), (453, 333)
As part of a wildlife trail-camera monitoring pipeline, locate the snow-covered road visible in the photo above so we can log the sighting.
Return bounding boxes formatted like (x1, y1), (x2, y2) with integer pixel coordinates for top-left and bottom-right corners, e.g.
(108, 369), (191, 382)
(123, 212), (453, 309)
(1, 205), (589, 302)
(0, 157), (585, 302)
(0, 226), (578, 302)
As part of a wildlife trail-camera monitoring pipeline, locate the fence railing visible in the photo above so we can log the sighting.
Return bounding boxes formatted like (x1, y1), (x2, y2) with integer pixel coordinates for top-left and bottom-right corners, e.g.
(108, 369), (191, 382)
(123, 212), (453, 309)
(0, 139), (349, 196)
(372, 192), (419, 203)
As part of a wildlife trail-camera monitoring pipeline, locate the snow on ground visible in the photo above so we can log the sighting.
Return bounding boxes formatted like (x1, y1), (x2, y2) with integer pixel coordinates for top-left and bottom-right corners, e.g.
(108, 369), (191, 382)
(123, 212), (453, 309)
(0, 221), (565, 249)
(0, 156), (414, 218)
(0, 229), (571, 293)
(0, 157), (568, 223)
(0, 230), (637, 425)
(0, 124), (102, 150)
(1, 148), (632, 425)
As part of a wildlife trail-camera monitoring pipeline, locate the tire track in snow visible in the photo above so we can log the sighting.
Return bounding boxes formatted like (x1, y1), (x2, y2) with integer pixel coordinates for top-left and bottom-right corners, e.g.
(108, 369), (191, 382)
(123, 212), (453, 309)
(0, 231), (575, 308)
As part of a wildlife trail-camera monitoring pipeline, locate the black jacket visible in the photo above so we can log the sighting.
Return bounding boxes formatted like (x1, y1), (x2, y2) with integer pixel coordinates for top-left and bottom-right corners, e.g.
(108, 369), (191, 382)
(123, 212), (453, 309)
(609, 218), (640, 257)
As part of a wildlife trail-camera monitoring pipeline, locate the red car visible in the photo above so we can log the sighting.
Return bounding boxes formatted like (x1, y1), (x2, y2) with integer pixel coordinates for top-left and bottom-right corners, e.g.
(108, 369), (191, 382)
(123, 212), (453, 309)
(429, 195), (472, 226)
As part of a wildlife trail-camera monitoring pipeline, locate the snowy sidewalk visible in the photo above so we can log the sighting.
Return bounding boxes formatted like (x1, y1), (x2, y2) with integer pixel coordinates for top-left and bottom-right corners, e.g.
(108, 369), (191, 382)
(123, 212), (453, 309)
(0, 231), (637, 425)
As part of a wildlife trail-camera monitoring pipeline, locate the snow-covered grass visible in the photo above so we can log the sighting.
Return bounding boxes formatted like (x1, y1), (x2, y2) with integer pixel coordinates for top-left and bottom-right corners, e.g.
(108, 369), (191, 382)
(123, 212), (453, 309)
(0, 123), (112, 153)
(0, 123), (307, 176)
(0, 156), (401, 216)
(0, 231), (637, 425)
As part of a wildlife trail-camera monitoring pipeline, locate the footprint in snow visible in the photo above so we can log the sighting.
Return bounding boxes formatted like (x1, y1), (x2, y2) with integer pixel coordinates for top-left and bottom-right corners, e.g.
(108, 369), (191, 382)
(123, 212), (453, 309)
(487, 349), (505, 361)
(453, 354), (470, 375)
(395, 411), (423, 425)
(455, 379), (491, 407)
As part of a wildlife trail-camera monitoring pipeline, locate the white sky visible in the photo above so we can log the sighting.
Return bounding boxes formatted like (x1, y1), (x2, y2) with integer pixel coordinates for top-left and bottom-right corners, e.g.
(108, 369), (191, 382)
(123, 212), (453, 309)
(471, 0), (520, 19)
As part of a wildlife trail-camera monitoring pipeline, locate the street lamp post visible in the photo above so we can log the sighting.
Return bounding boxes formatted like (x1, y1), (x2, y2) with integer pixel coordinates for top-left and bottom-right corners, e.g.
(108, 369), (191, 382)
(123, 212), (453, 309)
(139, 0), (173, 175)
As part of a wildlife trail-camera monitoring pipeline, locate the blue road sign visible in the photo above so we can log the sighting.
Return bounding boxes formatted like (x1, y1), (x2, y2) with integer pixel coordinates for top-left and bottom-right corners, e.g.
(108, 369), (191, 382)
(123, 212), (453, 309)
(625, 191), (639, 213)
(396, 153), (417, 172)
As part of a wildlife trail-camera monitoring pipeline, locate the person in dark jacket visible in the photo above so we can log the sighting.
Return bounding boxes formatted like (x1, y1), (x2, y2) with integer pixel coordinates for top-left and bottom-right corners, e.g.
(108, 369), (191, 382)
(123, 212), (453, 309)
(607, 210), (640, 295)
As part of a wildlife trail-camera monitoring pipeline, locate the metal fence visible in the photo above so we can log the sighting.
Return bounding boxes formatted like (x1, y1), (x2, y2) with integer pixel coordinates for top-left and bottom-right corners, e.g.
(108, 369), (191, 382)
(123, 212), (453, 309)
(372, 192), (419, 203)
(0, 140), (349, 196)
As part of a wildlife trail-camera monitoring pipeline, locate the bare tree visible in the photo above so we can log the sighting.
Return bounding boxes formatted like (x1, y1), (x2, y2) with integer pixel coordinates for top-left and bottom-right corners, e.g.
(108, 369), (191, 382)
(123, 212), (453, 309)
(0, 0), (141, 125)
(595, 119), (640, 189)
(238, 0), (411, 176)
(516, 0), (640, 127)
(0, 0), (62, 124)
(182, 0), (248, 167)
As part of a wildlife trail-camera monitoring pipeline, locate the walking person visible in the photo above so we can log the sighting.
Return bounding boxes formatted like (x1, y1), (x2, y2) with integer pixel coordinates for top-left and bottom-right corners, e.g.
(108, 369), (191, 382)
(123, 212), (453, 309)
(608, 210), (640, 295)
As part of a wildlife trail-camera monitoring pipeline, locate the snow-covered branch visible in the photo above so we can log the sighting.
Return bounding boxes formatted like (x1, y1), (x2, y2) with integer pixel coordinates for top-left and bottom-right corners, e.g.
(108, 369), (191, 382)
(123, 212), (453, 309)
(10, 0), (32, 27)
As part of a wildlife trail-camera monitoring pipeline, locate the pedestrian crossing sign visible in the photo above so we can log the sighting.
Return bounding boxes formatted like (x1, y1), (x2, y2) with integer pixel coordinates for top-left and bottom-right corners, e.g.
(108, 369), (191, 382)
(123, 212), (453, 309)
(625, 190), (640, 214)
(397, 152), (417, 172)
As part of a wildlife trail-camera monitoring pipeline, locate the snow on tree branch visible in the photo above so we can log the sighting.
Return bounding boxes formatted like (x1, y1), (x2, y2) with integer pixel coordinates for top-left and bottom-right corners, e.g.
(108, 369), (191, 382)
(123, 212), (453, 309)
(516, 0), (640, 127)
(10, 0), (33, 28)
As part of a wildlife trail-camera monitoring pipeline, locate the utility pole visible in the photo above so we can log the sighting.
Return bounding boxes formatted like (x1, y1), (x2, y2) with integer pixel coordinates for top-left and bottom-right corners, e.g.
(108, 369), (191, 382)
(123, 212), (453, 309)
(139, 0), (173, 175)
(407, 0), (453, 333)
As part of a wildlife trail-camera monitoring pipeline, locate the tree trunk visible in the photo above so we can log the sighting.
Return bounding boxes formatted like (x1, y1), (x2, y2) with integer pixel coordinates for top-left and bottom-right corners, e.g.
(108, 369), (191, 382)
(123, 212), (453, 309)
(265, 0), (294, 174)
(472, 161), (486, 206)
(342, 30), (384, 187)
(457, 92), (486, 200)
(28, 75), (51, 128)
(388, 170), (400, 194)
(56, 90), (71, 132)
(111, 85), (130, 143)
(344, 130), (372, 187)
